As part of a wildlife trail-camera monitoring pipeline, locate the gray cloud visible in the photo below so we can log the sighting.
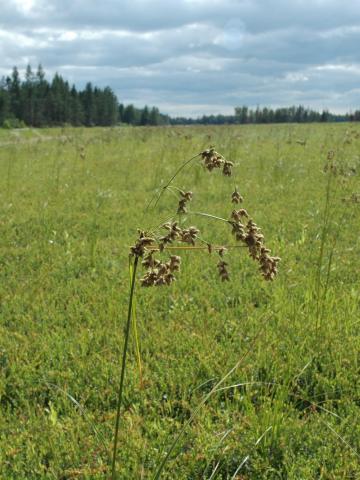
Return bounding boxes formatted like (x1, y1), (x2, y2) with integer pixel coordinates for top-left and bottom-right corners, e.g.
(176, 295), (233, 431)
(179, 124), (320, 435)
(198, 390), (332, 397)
(1, 0), (360, 116)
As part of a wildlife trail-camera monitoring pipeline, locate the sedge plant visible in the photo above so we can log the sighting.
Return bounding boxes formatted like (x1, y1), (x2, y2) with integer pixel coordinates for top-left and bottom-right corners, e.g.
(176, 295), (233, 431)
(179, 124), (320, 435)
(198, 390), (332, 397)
(111, 147), (281, 479)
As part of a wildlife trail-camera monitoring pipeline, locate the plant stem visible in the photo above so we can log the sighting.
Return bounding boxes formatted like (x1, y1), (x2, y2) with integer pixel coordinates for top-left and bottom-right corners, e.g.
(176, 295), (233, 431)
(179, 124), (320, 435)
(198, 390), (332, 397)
(315, 169), (333, 329)
(145, 244), (247, 251)
(190, 211), (230, 223)
(129, 259), (143, 387)
(111, 255), (139, 480)
(145, 153), (201, 211)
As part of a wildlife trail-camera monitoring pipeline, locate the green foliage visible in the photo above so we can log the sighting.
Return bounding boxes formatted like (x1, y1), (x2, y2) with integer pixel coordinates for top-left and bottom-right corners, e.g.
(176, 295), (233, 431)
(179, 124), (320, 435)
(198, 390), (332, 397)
(172, 105), (360, 125)
(0, 65), (171, 129)
(0, 124), (359, 478)
(2, 118), (26, 129)
(0, 66), (120, 128)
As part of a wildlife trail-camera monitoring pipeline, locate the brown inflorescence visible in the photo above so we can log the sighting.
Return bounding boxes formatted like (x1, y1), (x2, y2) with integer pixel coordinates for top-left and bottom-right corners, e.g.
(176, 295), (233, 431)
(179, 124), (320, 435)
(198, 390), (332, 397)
(258, 247), (281, 281)
(131, 146), (280, 286)
(179, 226), (199, 245)
(217, 246), (229, 281)
(140, 255), (181, 287)
(201, 147), (234, 176)
(222, 160), (234, 177)
(158, 222), (199, 250)
(229, 211), (280, 281)
(229, 209), (248, 241)
(177, 190), (193, 214)
(159, 222), (182, 251)
(217, 260), (230, 281)
(133, 221), (199, 287)
(201, 147), (224, 171)
(231, 188), (243, 204)
(130, 230), (155, 258)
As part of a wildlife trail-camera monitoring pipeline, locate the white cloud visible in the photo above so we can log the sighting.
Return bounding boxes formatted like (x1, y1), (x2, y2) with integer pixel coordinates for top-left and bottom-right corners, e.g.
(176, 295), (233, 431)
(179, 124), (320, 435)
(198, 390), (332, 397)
(285, 72), (309, 82)
(1, 0), (360, 115)
(315, 63), (360, 74)
(11, 0), (37, 14)
(58, 31), (77, 42)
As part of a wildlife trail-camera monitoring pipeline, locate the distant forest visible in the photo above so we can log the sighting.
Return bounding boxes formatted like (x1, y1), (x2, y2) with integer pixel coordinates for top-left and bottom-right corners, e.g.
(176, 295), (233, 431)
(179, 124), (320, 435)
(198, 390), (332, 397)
(0, 65), (170, 128)
(1, 65), (360, 128)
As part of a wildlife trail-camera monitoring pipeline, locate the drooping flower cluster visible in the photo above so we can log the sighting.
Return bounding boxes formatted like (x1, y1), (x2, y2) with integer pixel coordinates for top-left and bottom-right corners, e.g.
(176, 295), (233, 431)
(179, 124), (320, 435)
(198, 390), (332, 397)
(177, 190), (193, 214)
(217, 260), (230, 281)
(129, 222), (200, 287)
(201, 147), (224, 171)
(229, 210), (280, 281)
(213, 246), (229, 281)
(223, 160), (234, 177)
(140, 253), (181, 287)
(229, 209), (250, 241)
(159, 222), (182, 250)
(179, 226), (199, 245)
(200, 148), (234, 176)
(130, 230), (155, 257)
(258, 247), (280, 281)
(231, 188), (243, 204)
(159, 222), (199, 251)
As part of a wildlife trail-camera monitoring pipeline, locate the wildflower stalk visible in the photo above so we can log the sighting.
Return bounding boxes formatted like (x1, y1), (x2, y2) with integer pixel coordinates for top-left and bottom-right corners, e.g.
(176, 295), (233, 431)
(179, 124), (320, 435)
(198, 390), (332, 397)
(120, 146), (280, 475)
(190, 211), (230, 224)
(315, 165), (333, 325)
(146, 152), (200, 211)
(111, 255), (139, 480)
(141, 244), (248, 251)
(129, 260), (143, 387)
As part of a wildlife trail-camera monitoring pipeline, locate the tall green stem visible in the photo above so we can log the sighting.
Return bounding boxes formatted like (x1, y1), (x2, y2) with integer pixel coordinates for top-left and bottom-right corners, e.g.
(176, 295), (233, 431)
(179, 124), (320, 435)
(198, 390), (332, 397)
(145, 152), (200, 211)
(111, 255), (139, 480)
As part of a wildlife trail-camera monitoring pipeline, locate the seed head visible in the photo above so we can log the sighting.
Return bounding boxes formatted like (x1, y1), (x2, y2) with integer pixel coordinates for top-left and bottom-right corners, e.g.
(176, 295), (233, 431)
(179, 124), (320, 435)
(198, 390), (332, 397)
(258, 247), (281, 281)
(180, 226), (199, 245)
(177, 190), (193, 214)
(140, 254), (181, 287)
(201, 147), (225, 172)
(232, 209), (249, 221)
(180, 190), (193, 201)
(228, 208), (280, 280)
(217, 260), (230, 281)
(130, 230), (155, 257)
(223, 160), (234, 177)
(231, 188), (243, 204)
(177, 198), (188, 214)
(169, 255), (181, 272)
(159, 222), (182, 250)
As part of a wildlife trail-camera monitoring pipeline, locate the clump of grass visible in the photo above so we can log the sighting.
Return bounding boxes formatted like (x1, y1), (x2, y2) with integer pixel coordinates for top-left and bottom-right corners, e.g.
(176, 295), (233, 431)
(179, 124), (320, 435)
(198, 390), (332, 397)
(111, 147), (281, 478)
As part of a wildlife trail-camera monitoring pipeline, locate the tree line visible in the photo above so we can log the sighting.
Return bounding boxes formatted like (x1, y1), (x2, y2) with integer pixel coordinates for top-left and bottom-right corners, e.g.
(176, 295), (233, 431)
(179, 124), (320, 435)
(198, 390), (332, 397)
(1, 65), (360, 128)
(171, 105), (360, 125)
(0, 65), (170, 128)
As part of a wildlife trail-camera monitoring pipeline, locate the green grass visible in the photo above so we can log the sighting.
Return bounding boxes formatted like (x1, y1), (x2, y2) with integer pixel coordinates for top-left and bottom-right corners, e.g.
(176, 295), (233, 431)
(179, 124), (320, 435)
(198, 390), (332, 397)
(0, 124), (359, 479)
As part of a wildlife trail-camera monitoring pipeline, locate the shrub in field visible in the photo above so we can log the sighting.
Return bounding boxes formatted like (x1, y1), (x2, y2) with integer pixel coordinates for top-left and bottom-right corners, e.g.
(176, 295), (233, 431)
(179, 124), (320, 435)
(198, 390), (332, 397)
(2, 117), (26, 129)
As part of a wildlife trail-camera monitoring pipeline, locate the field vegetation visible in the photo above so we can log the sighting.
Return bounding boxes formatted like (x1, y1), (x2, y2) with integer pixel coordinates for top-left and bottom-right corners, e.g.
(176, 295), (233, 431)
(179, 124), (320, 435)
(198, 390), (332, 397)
(0, 124), (359, 479)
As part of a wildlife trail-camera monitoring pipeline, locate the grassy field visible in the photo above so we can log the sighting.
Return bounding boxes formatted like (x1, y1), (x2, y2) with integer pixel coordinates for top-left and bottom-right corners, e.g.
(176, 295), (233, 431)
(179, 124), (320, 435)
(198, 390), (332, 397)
(0, 124), (359, 479)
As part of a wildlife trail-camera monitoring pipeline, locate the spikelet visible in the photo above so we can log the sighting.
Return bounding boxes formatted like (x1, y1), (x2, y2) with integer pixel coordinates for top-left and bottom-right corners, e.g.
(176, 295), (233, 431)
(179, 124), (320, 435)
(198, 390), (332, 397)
(231, 188), (243, 204)
(177, 190), (193, 214)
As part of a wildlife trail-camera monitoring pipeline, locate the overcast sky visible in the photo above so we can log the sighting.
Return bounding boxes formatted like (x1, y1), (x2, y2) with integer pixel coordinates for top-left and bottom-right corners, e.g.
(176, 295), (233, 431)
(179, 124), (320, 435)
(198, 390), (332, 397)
(1, 0), (360, 117)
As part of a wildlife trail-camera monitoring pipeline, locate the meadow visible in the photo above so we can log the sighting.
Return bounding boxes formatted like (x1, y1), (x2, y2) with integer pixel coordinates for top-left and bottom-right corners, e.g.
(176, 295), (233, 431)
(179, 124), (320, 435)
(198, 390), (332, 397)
(0, 123), (359, 479)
